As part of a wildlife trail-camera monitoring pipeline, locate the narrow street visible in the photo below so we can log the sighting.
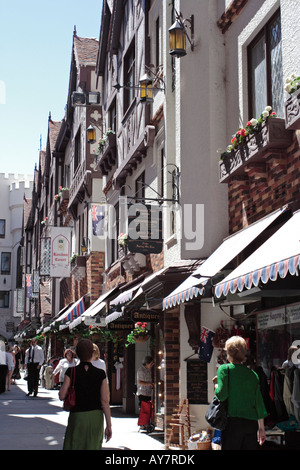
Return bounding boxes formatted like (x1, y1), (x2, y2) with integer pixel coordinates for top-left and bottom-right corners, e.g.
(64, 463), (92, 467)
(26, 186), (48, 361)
(0, 375), (165, 451)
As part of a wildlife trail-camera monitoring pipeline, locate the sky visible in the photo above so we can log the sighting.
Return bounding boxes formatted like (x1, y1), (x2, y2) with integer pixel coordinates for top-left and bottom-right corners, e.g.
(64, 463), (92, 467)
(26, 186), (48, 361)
(0, 0), (103, 178)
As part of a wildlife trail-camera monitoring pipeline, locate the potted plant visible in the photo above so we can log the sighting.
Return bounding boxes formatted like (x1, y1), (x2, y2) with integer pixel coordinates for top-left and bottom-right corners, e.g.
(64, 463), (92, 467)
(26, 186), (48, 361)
(284, 73), (300, 130)
(125, 322), (149, 347)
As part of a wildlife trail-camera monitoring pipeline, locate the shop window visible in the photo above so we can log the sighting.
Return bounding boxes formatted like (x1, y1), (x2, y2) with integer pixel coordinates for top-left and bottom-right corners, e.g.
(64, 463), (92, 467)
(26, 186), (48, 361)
(248, 10), (284, 118)
(257, 303), (300, 379)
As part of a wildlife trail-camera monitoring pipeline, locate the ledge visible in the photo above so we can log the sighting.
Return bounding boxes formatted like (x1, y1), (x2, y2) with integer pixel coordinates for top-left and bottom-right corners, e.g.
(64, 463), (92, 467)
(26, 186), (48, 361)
(219, 118), (293, 183)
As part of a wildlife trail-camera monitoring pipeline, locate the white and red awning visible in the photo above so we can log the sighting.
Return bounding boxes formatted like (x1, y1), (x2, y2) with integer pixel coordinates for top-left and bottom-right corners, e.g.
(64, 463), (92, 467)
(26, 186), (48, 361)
(214, 209), (300, 298)
(162, 207), (288, 310)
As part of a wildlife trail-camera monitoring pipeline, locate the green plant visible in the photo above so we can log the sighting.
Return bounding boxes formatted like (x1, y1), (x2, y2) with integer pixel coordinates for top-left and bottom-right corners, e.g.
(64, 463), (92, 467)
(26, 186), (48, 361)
(218, 106), (276, 161)
(285, 74), (300, 95)
(70, 253), (78, 264)
(125, 322), (149, 347)
(96, 129), (115, 154)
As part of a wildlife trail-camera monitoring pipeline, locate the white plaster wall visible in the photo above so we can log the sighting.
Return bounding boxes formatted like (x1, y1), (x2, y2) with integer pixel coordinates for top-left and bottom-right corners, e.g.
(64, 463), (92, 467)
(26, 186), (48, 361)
(0, 174), (33, 337)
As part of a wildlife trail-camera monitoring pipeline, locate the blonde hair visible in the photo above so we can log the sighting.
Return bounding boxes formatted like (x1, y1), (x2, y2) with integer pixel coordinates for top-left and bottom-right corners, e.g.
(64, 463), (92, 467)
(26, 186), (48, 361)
(92, 343), (100, 360)
(225, 336), (247, 364)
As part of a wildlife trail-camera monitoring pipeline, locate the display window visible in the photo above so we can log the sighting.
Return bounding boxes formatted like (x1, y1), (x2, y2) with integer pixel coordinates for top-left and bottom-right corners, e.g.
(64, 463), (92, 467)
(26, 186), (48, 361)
(257, 302), (300, 379)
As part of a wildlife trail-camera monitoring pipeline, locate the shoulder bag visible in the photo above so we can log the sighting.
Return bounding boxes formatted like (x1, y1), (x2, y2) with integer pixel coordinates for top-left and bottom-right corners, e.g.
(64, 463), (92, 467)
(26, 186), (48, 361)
(63, 366), (76, 411)
(205, 364), (230, 431)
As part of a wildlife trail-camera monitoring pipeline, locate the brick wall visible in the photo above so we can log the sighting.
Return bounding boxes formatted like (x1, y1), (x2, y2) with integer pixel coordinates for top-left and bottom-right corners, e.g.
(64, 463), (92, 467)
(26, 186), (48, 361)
(164, 307), (180, 444)
(228, 132), (300, 233)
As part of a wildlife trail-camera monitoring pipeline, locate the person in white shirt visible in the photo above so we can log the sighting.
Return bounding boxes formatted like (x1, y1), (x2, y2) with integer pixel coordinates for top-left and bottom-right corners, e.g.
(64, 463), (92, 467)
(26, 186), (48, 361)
(91, 343), (106, 373)
(24, 338), (44, 396)
(53, 349), (78, 386)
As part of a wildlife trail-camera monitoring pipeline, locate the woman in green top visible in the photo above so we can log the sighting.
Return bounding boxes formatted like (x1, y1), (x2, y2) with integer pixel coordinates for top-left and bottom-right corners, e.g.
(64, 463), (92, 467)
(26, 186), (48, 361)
(215, 336), (268, 450)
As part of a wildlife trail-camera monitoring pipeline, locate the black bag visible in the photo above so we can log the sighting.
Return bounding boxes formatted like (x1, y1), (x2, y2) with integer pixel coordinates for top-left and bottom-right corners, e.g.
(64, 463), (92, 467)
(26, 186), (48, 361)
(205, 365), (230, 431)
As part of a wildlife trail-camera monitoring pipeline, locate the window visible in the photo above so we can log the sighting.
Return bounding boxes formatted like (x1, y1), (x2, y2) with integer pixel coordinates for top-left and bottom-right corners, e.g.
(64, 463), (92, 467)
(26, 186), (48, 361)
(74, 129), (81, 173)
(124, 41), (135, 112)
(0, 291), (9, 308)
(0, 220), (5, 238)
(1, 252), (11, 274)
(111, 203), (119, 263)
(248, 10), (284, 118)
(109, 99), (117, 132)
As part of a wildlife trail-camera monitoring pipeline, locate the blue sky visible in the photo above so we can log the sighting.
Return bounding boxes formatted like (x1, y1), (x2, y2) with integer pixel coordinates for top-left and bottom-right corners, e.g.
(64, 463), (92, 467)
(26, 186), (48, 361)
(0, 0), (102, 178)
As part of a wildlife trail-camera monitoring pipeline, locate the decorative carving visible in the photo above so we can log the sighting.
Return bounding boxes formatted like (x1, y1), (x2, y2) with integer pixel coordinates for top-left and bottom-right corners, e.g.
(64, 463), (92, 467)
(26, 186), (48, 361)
(285, 90), (300, 130)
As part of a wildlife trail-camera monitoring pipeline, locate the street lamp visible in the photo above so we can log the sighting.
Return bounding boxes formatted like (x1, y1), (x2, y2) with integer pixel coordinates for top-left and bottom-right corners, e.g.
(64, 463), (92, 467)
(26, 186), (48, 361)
(87, 125), (96, 144)
(169, 11), (194, 58)
(139, 72), (154, 103)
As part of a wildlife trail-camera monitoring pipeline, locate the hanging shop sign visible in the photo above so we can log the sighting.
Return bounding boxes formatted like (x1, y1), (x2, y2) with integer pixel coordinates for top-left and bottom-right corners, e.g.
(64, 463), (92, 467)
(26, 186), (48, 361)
(131, 310), (160, 323)
(108, 321), (135, 331)
(128, 204), (163, 254)
(50, 227), (71, 278)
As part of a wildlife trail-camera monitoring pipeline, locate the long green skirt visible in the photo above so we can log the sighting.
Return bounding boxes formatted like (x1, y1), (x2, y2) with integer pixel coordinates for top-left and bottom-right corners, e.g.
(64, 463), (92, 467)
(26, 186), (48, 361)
(63, 409), (104, 450)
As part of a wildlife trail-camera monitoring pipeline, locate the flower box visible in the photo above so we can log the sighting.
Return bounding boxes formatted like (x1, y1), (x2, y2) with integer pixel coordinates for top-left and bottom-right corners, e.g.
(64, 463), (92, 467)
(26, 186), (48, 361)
(285, 89), (300, 130)
(219, 118), (293, 183)
(71, 256), (86, 281)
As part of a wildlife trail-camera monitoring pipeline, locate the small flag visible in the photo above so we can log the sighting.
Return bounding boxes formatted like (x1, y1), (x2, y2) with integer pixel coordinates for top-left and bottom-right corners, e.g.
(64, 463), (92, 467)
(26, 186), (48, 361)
(91, 204), (105, 236)
(199, 326), (215, 363)
(26, 274), (32, 298)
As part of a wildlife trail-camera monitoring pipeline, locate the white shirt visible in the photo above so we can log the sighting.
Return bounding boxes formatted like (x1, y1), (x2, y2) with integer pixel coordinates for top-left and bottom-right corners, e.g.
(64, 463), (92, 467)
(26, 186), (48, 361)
(91, 358), (106, 373)
(53, 358), (78, 382)
(25, 345), (44, 366)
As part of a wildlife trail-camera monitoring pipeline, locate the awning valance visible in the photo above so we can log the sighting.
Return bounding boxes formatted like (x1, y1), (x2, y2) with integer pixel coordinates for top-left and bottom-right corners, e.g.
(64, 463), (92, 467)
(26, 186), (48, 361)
(214, 209), (300, 298)
(109, 283), (143, 307)
(162, 207), (288, 310)
(69, 286), (120, 330)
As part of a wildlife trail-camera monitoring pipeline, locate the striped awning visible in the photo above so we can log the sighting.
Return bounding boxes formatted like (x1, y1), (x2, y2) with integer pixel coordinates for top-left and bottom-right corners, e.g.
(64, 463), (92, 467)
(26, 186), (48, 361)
(162, 207), (288, 310)
(51, 297), (85, 326)
(214, 209), (300, 298)
(68, 286), (120, 330)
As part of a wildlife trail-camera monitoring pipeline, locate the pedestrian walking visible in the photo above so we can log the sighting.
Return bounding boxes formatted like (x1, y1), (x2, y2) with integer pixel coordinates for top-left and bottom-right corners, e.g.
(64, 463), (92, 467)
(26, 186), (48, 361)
(5, 345), (15, 391)
(53, 349), (78, 387)
(214, 336), (268, 450)
(91, 343), (106, 372)
(136, 356), (154, 406)
(24, 338), (44, 396)
(12, 345), (21, 384)
(59, 338), (112, 450)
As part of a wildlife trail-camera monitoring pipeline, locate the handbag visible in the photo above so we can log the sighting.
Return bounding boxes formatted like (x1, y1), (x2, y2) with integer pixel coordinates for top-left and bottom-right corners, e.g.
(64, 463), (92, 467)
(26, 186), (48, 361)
(63, 367), (76, 411)
(205, 365), (230, 431)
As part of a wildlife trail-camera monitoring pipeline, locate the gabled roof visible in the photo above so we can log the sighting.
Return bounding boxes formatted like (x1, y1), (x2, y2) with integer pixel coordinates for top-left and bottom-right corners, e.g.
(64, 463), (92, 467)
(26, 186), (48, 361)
(73, 34), (99, 67)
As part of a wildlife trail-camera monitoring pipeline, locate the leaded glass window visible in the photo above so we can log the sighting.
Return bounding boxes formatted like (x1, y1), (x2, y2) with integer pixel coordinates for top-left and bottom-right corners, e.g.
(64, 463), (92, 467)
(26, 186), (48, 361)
(248, 10), (284, 118)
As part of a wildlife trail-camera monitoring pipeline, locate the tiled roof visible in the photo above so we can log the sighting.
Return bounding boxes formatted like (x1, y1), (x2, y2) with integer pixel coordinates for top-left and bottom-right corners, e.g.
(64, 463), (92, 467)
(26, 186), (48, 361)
(217, 0), (249, 34)
(73, 35), (99, 66)
(48, 119), (62, 151)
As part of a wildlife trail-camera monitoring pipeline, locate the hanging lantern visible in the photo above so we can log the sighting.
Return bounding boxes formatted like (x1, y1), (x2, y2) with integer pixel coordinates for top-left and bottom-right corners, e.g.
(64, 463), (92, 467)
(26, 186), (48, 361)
(87, 125), (96, 144)
(169, 19), (186, 58)
(139, 73), (154, 103)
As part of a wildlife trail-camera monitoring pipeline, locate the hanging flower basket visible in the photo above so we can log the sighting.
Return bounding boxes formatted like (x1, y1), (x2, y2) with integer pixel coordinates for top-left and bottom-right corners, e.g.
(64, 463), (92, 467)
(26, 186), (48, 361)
(134, 335), (149, 343)
(125, 322), (150, 347)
